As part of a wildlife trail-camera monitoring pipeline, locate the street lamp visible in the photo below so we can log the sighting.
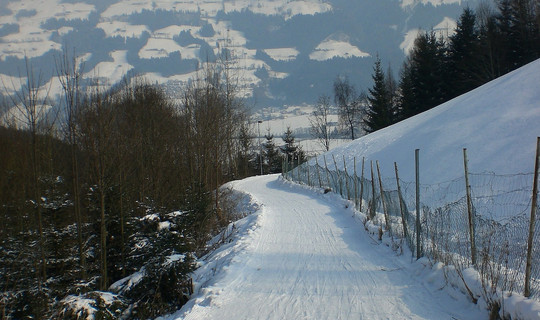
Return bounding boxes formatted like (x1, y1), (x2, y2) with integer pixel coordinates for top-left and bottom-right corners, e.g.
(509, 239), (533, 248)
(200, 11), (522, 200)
(258, 120), (263, 175)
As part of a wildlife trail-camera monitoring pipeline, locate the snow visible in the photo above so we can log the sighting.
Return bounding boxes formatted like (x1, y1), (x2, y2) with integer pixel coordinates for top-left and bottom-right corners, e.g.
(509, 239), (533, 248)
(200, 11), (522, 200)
(310, 39), (370, 61)
(0, 0), (94, 59)
(96, 21), (150, 39)
(401, 0), (462, 8)
(139, 38), (199, 59)
(400, 17), (456, 55)
(314, 59), (540, 185)
(110, 268), (145, 293)
(166, 175), (488, 319)
(61, 295), (97, 319)
(84, 50), (133, 84)
(263, 48), (299, 62)
(222, 0), (332, 19)
(165, 59), (540, 320)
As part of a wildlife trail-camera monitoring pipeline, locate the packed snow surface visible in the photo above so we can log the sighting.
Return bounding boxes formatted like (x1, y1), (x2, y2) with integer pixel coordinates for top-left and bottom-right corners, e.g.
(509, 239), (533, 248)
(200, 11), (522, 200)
(170, 175), (486, 319)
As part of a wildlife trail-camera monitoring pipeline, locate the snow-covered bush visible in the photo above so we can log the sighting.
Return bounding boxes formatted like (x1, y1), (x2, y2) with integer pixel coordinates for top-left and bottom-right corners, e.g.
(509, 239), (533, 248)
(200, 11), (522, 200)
(54, 291), (127, 320)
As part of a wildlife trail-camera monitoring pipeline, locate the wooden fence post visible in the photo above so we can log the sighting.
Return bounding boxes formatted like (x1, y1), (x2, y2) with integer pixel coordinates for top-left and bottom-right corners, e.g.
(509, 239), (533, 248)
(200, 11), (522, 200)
(343, 155), (351, 200)
(307, 163), (311, 186)
(415, 149), (422, 259)
(525, 137), (540, 297)
(370, 161), (377, 220)
(394, 162), (408, 239)
(315, 157), (322, 188)
(463, 148), (476, 266)
(324, 156), (331, 189)
(377, 161), (390, 231)
(332, 154), (342, 196)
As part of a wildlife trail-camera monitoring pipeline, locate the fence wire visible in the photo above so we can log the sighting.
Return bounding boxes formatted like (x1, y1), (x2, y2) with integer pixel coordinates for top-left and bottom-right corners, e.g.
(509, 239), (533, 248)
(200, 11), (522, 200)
(283, 160), (539, 301)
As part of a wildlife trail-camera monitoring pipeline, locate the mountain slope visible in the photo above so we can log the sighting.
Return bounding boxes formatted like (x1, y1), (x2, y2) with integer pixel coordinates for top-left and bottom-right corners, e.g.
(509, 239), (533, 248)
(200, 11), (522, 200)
(0, 0), (477, 107)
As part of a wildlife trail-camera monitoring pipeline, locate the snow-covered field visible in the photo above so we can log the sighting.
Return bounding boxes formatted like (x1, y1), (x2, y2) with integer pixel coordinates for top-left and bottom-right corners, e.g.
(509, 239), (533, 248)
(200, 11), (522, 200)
(164, 175), (490, 319)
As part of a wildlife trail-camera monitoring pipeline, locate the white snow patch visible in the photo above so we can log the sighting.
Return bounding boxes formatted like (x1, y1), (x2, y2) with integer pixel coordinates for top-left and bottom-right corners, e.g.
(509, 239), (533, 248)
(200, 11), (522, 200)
(400, 28), (421, 55)
(401, 0), (462, 8)
(84, 50), (133, 84)
(96, 21), (150, 39)
(158, 221), (172, 230)
(310, 38), (370, 61)
(61, 295), (97, 319)
(401, 17), (456, 55)
(263, 48), (299, 62)
(139, 38), (199, 59)
(223, 0), (332, 19)
(0, 0), (94, 59)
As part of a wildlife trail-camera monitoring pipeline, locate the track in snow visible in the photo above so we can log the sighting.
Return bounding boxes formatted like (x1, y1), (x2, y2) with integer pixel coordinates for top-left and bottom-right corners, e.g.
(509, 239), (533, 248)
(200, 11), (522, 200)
(174, 175), (485, 320)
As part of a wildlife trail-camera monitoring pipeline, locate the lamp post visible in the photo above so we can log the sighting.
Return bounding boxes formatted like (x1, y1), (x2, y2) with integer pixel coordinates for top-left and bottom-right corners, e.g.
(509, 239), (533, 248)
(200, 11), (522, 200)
(258, 120), (263, 175)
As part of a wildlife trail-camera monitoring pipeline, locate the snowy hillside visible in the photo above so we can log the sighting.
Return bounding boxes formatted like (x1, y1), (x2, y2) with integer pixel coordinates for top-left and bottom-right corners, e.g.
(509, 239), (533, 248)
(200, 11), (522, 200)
(316, 58), (540, 184)
(168, 61), (540, 320)
(0, 0), (476, 107)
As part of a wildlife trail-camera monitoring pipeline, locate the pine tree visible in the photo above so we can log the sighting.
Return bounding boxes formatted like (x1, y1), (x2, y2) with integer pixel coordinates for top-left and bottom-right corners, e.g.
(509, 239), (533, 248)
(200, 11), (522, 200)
(397, 31), (447, 119)
(263, 131), (282, 174)
(365, 57), (394, 133)
(448, 7), (482, 97)
(281, 127), (306, 169)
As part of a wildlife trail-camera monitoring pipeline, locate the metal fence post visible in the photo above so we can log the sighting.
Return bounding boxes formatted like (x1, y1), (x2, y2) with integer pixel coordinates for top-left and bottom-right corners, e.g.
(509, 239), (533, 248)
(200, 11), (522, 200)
(463, 148), (476, 266)
(415, 149), (422, 259)
(354, 157), (359, 209)
(525, 137), (540, 297)
(360, 157), (365, 213)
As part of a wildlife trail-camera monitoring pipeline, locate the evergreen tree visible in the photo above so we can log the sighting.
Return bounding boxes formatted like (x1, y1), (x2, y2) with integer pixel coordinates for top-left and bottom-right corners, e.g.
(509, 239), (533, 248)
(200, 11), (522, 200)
(263, 131), (282, 174)
(365, 57), (394, 133)
(397, 31), (447, 119)
(281, 127), (306, 169)
(448, 7), (482, 97)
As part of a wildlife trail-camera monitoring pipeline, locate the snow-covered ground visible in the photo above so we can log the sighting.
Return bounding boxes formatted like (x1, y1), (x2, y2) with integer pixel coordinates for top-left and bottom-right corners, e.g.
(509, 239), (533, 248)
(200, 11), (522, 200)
(164, 175), (490, 319)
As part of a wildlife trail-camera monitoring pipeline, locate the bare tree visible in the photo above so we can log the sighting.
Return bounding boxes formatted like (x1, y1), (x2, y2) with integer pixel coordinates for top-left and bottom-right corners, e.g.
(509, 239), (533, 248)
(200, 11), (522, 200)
(77, 80), (116, 290)
(3, 57), (54, 287)
(333, 76), (364, 140)
(55, 47), (87, 279)
(309, 94), (334, 151)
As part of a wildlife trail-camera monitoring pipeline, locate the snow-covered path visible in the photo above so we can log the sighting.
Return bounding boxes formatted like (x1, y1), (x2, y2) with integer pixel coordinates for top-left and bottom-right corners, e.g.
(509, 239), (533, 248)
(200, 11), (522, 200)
(175, 175), (485, 319)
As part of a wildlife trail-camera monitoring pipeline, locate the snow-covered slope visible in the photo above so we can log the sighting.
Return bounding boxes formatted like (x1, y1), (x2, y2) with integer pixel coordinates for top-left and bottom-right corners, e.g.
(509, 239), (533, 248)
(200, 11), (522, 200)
(316, 59), (540, 184)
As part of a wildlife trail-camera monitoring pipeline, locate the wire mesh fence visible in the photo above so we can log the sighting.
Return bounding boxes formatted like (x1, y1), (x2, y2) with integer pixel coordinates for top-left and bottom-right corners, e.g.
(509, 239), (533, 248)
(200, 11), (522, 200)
(283, 154), (540, 301)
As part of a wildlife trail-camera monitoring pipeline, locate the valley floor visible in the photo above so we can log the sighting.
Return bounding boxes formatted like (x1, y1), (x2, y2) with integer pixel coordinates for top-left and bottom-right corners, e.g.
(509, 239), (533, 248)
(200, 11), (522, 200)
(167, 174), (487, 319)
